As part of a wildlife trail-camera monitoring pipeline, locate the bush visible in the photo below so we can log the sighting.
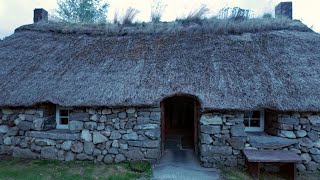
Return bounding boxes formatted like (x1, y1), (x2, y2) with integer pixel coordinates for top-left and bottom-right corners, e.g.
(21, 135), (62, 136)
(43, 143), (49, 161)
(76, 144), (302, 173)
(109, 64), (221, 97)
(151, 0), (166, 23)
(121, 7), (140, 25)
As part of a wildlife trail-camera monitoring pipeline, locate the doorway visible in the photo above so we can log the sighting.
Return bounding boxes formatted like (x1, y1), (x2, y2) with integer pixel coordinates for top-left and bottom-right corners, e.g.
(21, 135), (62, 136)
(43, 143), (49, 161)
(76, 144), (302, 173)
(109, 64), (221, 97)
(161, 95), (199, 154)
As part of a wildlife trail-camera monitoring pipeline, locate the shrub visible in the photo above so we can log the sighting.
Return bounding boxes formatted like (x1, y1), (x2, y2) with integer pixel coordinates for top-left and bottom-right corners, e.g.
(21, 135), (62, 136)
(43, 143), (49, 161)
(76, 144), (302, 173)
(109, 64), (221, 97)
(176, 4), (209, 24)
(151, 0), (166, 23)
(121, 7), (140, 25)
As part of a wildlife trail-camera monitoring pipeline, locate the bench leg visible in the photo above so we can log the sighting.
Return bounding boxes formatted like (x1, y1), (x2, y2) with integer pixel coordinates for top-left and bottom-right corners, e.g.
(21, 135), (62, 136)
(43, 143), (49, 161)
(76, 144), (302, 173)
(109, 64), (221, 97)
(247, 160), (260, 180)
(281, 163), (296, 180)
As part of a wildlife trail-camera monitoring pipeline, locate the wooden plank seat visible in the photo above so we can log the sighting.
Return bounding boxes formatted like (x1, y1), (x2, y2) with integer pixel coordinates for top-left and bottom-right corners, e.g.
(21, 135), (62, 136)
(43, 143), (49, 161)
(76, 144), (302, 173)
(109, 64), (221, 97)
(243, 149), (303, 180)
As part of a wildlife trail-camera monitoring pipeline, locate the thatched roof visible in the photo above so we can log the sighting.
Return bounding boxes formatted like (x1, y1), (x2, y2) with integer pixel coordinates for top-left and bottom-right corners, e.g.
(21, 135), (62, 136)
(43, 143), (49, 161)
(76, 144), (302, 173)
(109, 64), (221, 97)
(0, 20), (320, 111)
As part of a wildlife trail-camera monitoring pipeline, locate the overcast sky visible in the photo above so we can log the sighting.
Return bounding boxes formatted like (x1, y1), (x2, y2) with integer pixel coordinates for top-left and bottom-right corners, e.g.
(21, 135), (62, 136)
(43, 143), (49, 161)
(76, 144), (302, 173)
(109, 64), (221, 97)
(0, 0), (319, 38)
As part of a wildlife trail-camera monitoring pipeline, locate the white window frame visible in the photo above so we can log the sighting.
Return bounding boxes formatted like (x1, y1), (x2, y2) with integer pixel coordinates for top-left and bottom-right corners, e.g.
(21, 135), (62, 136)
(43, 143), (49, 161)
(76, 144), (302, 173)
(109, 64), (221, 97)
(244, 110), (264, 132)
(56, 106), (71, 129)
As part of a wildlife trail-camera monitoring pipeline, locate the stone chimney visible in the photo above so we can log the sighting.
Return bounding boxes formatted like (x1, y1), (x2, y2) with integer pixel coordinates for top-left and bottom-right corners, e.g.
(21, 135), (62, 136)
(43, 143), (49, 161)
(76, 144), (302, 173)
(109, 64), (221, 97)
(33, 8), (48, 23)
(275, 2), (292, 20)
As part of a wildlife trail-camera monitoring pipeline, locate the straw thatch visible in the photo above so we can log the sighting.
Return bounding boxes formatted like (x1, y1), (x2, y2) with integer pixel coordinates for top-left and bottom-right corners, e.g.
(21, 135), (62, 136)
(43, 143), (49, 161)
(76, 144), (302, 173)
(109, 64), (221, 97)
(0, 20), (319, 111)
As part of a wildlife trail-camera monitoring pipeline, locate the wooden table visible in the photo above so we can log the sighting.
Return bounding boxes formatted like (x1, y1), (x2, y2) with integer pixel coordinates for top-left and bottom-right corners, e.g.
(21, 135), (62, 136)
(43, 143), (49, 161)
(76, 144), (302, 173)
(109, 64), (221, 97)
(243, 149), (303, 180)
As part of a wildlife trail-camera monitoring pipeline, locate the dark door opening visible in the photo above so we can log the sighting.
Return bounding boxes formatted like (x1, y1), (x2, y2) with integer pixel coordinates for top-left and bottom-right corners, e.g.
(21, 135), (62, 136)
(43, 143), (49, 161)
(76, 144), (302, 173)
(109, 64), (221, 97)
(161, 96), (199, 153)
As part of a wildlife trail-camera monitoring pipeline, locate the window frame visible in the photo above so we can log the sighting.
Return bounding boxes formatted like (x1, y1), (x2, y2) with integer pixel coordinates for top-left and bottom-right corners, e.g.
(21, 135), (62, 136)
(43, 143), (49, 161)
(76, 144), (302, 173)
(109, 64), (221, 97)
(56, 106), (71, 129)
(244, 110), (264, 132)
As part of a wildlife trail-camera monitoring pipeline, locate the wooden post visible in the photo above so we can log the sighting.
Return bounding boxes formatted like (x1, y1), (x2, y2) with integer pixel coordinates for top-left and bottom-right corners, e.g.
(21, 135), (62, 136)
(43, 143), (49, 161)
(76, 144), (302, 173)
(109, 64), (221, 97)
(247, 160), (260, 180)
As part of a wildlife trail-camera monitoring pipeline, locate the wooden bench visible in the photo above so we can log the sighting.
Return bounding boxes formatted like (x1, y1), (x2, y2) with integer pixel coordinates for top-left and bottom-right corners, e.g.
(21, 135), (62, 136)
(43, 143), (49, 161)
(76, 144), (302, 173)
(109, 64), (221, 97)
(243, 149), (303, 180)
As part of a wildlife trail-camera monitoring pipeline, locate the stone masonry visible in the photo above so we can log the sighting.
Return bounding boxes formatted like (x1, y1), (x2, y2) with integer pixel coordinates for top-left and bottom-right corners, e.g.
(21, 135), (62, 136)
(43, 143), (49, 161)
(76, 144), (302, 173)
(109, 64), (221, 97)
(0, 107), (161, 163)
(199, 111), (320, 172)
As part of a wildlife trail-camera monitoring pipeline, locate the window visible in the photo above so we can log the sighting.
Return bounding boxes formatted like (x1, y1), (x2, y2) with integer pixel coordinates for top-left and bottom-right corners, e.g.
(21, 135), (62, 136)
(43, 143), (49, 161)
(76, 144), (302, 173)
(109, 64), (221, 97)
(244, 110), (264, 132)
(56, 106), (71, 129)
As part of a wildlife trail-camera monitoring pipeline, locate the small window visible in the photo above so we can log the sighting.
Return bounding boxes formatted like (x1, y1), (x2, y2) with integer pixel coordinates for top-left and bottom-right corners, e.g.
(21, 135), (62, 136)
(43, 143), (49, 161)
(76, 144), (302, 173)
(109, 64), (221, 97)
(244, 110), (264, 132)
(56, 106), (71, 129)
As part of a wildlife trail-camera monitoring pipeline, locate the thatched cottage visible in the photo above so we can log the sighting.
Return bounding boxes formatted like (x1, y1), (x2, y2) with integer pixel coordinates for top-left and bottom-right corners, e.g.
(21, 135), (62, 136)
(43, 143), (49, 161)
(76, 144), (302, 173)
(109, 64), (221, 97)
(0, 2), (320, 172)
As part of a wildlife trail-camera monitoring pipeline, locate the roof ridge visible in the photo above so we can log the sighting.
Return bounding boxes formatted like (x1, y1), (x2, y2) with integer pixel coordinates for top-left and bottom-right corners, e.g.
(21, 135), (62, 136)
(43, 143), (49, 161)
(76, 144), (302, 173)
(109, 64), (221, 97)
(14, 18), (312, 37)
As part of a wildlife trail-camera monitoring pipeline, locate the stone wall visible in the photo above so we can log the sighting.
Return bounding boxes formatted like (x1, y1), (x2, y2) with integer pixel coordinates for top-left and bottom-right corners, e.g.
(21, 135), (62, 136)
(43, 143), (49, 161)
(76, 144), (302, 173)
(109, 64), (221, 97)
(198, 111), (320, 172)
(0, 107), (161, 163)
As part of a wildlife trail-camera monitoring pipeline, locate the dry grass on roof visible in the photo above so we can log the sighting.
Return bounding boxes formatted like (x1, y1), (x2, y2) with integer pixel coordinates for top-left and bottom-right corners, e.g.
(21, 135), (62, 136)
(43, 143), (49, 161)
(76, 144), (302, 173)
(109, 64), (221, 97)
(15, 17), (311, 37)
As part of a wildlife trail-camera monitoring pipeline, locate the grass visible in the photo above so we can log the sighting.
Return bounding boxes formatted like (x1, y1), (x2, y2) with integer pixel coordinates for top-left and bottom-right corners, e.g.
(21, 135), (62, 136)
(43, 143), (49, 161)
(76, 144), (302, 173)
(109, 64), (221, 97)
(222, 168), (320, 180)
(0, 157), (152, 180)
(17, 16), (310, 38)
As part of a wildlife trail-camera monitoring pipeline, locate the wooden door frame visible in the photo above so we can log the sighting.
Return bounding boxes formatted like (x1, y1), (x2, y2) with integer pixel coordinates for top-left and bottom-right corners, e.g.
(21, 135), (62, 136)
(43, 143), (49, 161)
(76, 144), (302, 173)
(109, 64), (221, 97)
(193, 100), (199, 155)
(160, 101), (165, 155)
(160, 96), (200, 155)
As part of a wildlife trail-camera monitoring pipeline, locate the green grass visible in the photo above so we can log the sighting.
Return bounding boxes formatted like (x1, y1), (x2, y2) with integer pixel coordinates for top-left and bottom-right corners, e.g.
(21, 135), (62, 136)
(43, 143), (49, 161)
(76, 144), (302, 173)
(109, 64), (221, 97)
(222, 168), (320, 180)
(0, 157), (152, 180)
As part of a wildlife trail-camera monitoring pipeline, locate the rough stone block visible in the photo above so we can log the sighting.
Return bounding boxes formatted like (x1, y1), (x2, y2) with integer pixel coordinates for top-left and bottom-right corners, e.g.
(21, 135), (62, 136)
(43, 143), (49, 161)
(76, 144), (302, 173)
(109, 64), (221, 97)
(13, 147), (38, 159)
(115, 154), (126, 163)
(311, 154), (320, 163)
(93, 132), (108, 144)
(145, 129), (160, 140)
(301, 153), (312, 163)
(0, 125), (9, 133)
(145, 148), (160, 159)
(134, 124), (158, 130)
(118, 112), (127, 119)
(84, 122), (97, 130)
(200, 133), (213, 145)
(295, 130), (307, 138)
(308, 116), (320, 125)
(81, 129), (92, 142)
(200, 145), (232, 156)
(278, 117), (299, 125)
(306, 161), (319, 171)
(17, 121), (33, 131)
(61, 141), (72, 150)
(26, 131), (80, 140)
(123, 149), (144, 160)
(200, 115), (223, 125)
(84, 142), (94, 155)
(41, 147), (57, 159)
(248, 135), (298, 149)
(110, 131), (121, 140)
(299, 138), (313, 148)
(307, 130), (319, 141)
(103, 154), (113, 164)
(0, 145), (12, 154)
(231, 124), (246, 137)
(279, 130), (296, 139)
(65, 152), (75, 161)
(71, 142), (84, 153)
(69, 121), (84, 132)
(76, 153), (94, 160)
(200, 125), (221, 134)
(227, 137), (246, 150)
(69, 112), (90, 122)
(34, 139), (56, 146)
(128, 140), (159, 148)
(33, 118), (45, 130)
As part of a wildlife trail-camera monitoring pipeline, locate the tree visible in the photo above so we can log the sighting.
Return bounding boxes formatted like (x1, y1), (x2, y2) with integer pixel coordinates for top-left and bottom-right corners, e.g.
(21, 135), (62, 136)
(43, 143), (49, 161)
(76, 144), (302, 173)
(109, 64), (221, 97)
(56, 0), (108, 23)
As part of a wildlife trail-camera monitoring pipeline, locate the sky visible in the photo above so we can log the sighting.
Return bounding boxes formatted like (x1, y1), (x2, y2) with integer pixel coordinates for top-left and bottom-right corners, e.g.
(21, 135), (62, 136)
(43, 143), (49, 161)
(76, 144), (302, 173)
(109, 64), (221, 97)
(0, 0), (319, 38)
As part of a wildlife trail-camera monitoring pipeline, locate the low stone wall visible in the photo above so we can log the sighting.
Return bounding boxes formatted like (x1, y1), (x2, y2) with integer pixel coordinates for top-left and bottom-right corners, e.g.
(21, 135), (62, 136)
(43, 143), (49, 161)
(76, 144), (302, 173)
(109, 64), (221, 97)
(0, 107), (161, 163)
(198, 111), (320, 172)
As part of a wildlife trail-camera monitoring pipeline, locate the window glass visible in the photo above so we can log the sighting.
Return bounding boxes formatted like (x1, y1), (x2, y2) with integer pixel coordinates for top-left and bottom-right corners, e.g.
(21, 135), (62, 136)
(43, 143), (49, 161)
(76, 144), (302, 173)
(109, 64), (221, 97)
(250, 119), (260, 127)
(244, 119), (249, 126)
(244, 110), (263, 131)
(56, 107), (71, 129)
(60, 118), (69, 125)
(60, 110), (69, 117)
